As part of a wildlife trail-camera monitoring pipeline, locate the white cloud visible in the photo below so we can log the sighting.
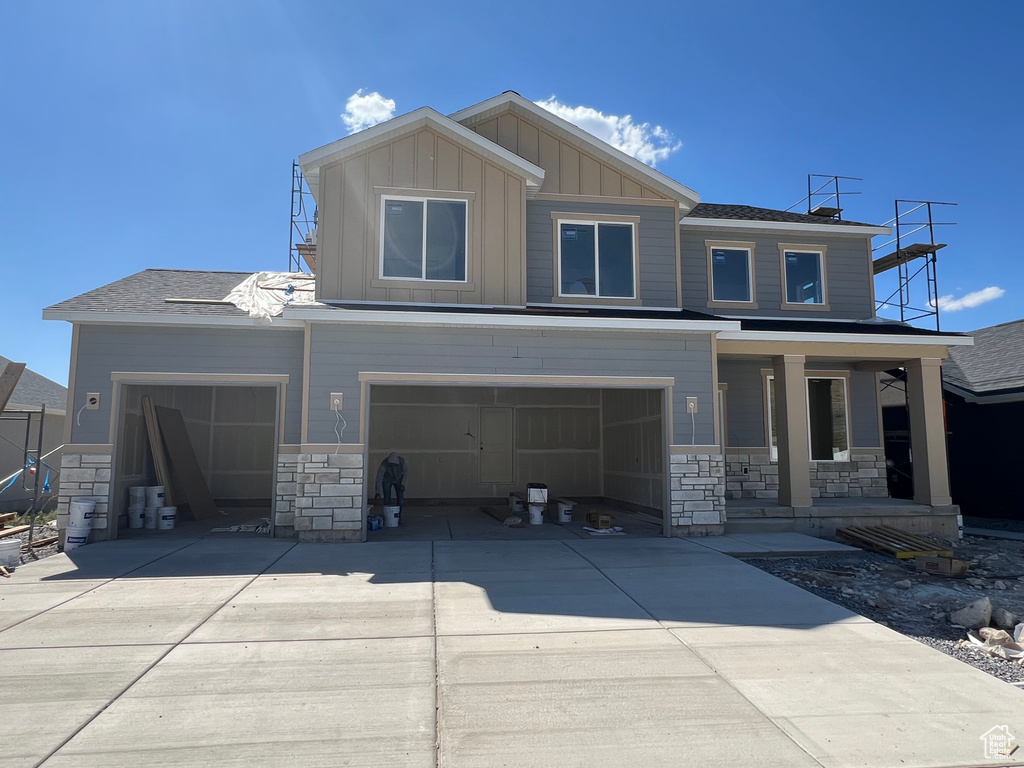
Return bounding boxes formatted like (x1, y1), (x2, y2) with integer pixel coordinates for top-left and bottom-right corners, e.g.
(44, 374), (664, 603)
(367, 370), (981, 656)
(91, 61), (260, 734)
(342, 90), (396, 133)
(932, 286), (1005, 312)
(534, 97), (681, 167)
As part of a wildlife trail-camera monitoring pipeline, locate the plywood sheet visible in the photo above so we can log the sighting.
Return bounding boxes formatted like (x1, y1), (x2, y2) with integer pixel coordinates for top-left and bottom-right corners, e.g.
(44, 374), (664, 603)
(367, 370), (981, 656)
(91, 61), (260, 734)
(155, 405), (219, 520)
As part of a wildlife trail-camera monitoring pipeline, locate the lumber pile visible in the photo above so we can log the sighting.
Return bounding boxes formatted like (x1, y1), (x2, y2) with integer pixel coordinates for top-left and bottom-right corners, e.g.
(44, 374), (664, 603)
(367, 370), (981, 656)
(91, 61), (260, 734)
(837, 524), (954, 559)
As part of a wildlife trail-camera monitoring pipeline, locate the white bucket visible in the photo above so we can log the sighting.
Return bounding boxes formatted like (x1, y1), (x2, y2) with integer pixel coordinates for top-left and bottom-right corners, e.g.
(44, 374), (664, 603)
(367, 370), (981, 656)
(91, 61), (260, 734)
(158, 506), (177, 530)
(509, 495), (524, 513)
(144, 507), (160, 530)
(128, 506), (145, 529)
(145, 486), (165, 507)
(65, 524), (90, 552)
(0, 539), (20, 568)
(68, 499), (96, 527)
(129, 486), (147, 503)
(556, 501), (573, 523)
(384, 505), (401, 528)
(527, 503), (545, 525)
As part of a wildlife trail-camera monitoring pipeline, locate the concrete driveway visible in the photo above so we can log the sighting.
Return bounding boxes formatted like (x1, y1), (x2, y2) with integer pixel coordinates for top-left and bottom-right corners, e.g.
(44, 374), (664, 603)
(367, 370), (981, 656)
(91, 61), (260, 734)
(2, 535), (1022, 767)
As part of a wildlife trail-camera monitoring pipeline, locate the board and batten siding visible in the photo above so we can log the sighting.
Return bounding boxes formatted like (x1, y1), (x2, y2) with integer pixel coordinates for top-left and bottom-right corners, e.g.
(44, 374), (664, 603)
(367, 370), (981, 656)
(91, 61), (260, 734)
(526, 200), (679, 307)
(316, 127), (525, 306)
(680, 225), (875, 319)
(468, 109), (669, 199)
(308, 324), (715, 447)
(718, 359), (880, 448)
(70, 325), (305, 445)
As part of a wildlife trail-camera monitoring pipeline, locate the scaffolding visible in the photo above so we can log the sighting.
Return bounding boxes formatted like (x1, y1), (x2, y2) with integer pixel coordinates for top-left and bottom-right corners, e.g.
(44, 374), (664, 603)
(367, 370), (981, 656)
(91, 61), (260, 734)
(872, 200), (956, 331)
(786, 174), (862, 220)
(0, 406), (52, 546)
(288, 162), (317, 274)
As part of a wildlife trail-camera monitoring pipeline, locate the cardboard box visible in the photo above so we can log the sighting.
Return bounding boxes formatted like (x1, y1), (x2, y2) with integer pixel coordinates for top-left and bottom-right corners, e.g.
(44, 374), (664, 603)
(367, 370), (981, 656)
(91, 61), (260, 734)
(586, 512), (612, 529)
(915, 555), (970, 577)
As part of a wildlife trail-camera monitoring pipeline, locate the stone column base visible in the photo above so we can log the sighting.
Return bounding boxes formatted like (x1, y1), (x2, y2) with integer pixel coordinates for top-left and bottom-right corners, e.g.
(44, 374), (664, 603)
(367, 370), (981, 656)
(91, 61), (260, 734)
(669, 450), (725, 536)
(276, 448), (365, 541)
(56, 449), (113, 544)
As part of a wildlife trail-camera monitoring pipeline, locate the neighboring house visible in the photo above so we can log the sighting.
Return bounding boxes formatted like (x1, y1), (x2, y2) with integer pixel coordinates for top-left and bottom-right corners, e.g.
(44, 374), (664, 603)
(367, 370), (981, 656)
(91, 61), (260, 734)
(44, 91), (971, 542)
(0, 355), (66, 513)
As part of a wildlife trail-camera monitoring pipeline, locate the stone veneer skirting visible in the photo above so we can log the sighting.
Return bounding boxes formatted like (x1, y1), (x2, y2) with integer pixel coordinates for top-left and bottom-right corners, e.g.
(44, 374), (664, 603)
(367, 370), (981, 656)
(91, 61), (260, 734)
(276, 450), (365, 542)
(669, 451), (726, 536)
(725, 451), (888, 500)
(56, 450), (113, 543)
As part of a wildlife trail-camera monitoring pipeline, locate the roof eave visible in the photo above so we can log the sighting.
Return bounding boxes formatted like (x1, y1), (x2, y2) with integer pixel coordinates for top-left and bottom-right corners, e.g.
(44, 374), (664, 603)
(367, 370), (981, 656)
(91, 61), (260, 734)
(681, 217), (891, 236)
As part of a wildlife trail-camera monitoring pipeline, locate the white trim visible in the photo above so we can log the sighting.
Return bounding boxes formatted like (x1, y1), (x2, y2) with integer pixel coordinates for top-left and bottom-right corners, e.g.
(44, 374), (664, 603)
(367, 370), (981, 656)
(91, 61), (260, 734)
(285, 306), (738, 333)
(41, 310), (306, 329)
(448, 93), (700, 210)
(379, 195), (469, 282)
(943, 381), (1024, 404)
(298, 106), (545, 198)
(359, 371), (675, 388)
(556, 218), (637, 299)
(710, 245), (753, 304)
(782, 247), (826, 307)
(719, 329), (974, 346)
(682, 217), (890, 236)
(765, 374), (852, 463)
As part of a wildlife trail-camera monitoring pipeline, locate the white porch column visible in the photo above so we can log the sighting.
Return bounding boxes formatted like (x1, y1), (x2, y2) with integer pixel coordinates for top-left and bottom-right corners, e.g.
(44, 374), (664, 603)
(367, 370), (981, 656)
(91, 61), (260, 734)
(772, 354), (812, 508)
(905, 358), (952, 506)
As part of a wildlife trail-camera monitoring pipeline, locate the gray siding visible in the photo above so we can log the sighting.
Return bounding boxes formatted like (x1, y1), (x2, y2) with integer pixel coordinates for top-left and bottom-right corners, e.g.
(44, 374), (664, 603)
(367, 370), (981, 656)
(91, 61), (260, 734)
(71, 325), (305, 445)
(680, 225), (874, 319)
(719, 359), (880, 448)
(308, 324), (713, 446)
(527, 200), (678, 306)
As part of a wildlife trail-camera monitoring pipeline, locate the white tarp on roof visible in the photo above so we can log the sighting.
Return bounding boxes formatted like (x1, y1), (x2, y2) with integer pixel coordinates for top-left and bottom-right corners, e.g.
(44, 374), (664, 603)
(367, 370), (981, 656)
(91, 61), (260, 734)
(224, 272), (317, 321)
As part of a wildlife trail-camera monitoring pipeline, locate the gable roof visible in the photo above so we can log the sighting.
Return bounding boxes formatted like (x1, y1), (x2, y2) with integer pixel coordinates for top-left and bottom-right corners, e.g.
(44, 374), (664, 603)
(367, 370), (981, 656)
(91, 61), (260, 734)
(448, 92), (701, 211)
(0, 355), (67, 411)
(943, 318), (1024, 398)
(298, 106), (546, 200)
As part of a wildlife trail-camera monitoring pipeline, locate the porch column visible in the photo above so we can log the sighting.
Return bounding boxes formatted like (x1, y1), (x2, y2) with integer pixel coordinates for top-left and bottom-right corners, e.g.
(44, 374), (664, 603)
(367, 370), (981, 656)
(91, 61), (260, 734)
(905, 358), (952, 506)
(773, 354), (812, 508)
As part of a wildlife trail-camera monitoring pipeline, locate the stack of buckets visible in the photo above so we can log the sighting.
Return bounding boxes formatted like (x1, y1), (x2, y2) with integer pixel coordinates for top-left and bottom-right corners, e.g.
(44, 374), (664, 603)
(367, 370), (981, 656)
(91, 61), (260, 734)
(66, 499), (96, 552)
(128, 486), (176, 531)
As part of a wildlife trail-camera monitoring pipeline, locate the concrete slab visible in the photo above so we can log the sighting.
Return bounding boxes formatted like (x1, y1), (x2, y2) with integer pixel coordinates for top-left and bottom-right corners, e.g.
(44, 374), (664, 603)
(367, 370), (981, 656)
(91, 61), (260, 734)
(122, 537), (294, 579)
(964, 526), (1024, 541)
(691, 532), (860, 556)
(564, 537), (721, 568)
(265, 541), (433, 576)
(437, 629), (820, 768)
(433, 540), (590, 575)
(42, 638), (437, 768)
(0, 580), (110, 632)
(187, 572), (434, 643)
(0, 644), (172, 768)
(11, 539), (200, 583)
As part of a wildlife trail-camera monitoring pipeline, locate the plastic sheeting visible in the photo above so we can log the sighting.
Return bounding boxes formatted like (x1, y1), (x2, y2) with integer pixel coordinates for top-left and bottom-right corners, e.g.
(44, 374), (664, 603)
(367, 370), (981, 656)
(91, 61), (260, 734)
(223, 272), (317, 322)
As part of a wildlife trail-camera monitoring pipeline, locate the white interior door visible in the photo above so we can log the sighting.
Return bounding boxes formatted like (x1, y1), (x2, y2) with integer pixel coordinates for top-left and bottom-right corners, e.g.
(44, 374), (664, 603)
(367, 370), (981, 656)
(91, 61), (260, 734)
(479, 406), (514, 484)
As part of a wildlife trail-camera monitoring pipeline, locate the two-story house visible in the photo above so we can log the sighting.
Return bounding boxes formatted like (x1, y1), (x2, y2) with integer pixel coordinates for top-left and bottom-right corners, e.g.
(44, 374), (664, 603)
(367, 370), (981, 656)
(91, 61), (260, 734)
(45, 92), (970, 543)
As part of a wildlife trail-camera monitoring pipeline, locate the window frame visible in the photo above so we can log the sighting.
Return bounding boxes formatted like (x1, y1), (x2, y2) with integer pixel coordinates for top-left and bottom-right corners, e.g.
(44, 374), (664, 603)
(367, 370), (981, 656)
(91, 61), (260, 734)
(762, 369), (851, 463)
(551, 212), (642, 305)
(778, 243), (829, 311)
(378, 193), (470, 284)
(706, 240), (757, 309)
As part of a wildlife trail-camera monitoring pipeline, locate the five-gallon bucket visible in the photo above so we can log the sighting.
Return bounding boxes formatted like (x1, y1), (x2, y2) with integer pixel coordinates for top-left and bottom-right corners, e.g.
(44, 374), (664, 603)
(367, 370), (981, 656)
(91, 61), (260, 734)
(509, 494), (524, 513)
(527, 503), (545, 525)
(158, 506), (177, 530)
(0, 539), (20, 568)
(65, 524), (90, 552)
(384, 505), (401, 527)
(144, 507), (160, 530)
(128, 506), (145, 529)
(556, 501), (573, 523)
(145, 486), (165, 507)
(129, 486), (147, 504)
(68, 499), (96, 527)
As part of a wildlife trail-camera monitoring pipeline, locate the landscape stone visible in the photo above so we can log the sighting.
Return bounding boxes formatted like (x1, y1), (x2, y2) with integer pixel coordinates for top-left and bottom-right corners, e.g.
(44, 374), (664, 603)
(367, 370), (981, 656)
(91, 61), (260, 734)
(991, 607), (1021, 630)
(950, 597), (992, 629)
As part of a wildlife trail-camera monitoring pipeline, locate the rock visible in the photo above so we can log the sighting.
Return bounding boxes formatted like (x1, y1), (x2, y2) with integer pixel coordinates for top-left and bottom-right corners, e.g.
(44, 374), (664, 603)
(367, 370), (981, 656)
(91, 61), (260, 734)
(894, 580), (912, 590)
(932, 611), (947, 621)
(841, 587), (857, 596)
(967, 577), (987, 588)
(994, 580), (1008, 590)
(950, 597), (992, 629)
(992, 607), (1021, 630)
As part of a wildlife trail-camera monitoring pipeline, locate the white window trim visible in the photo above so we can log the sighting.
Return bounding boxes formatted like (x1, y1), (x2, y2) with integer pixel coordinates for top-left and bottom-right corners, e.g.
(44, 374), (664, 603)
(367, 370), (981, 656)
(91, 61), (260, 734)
(379, 195), (469, 283)
(779, 244), (829, 310)
(765, 373), (851, 463)
(555, 217), (638, 300)
(707, 241), (756, 307)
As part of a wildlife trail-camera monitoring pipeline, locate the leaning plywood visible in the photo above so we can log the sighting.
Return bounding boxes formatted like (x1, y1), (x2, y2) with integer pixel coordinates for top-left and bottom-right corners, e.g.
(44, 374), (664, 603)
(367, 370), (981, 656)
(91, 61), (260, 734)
(154, 405), (219, 521)
(141, 396), (174, 506)
(0, 362), (26, 413)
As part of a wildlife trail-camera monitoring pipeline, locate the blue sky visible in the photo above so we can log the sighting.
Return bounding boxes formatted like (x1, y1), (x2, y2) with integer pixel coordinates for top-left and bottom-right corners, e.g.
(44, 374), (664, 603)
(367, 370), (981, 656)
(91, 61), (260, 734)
(2, 0), (1022, 385)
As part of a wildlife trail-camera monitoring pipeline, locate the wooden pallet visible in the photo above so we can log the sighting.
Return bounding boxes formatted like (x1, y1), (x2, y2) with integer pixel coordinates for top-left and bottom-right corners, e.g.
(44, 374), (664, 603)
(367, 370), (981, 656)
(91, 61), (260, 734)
(837, 525), (954, 559)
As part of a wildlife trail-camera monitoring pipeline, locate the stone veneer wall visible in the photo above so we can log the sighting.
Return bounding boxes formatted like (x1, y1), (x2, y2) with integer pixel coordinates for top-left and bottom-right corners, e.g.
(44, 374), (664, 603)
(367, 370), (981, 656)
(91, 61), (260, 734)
(56, 450), (113, 542)
(725, 451), (888, 500)
(669, 452), (725, 536)
(275, 449), (365, 542)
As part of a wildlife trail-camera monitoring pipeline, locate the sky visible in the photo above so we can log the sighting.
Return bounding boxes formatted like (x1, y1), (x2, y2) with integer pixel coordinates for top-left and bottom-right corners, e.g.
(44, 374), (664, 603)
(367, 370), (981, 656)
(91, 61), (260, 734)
(2, 0), (1023, 386)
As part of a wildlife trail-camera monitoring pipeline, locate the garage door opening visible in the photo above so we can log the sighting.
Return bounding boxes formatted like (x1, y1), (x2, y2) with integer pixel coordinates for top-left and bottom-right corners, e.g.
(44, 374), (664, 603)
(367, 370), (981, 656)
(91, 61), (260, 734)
(365, 383), (666, 540)
(113, 383), (279, 538)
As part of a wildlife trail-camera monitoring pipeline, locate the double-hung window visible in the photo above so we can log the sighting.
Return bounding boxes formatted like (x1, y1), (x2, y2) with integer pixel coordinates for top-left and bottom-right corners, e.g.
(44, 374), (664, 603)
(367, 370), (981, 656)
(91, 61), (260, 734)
(381, 196), (467, 282)
(766, 374), (850, 462)
(707, 241), (755, 305)
(780, 245), (827, 307)
(556, 218), (637, 299)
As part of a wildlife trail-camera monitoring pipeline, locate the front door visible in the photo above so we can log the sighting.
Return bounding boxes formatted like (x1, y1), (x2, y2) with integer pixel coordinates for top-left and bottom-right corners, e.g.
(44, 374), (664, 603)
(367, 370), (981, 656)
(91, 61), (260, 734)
(479, 406), (514, 484)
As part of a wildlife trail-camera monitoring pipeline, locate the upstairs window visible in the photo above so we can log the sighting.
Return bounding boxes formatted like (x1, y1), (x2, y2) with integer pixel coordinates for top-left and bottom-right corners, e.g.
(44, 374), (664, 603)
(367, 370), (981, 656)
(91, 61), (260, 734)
(381, 197), (467, 282)
(709, 245), (754, 303)
(558, 219), (636, 299)
(782, 248), (826, 305)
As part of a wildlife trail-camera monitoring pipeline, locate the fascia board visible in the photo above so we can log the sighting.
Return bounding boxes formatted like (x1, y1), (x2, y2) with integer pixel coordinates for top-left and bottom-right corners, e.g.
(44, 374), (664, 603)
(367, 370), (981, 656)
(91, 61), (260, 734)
(298, 106), (545, 198)
(41, 309), (305, 330)
(449, 93), (700, 210)
(943, 381), (1024, 404)
(681, 217), (891, 236)
(718, 329), (975, 346)
(284, 306), (739, 333)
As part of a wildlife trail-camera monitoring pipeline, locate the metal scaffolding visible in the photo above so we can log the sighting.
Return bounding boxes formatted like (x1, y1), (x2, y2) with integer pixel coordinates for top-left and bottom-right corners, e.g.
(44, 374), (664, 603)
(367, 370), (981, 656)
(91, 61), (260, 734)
(786, 174), (862, 220)
(288, 162), (317, 273)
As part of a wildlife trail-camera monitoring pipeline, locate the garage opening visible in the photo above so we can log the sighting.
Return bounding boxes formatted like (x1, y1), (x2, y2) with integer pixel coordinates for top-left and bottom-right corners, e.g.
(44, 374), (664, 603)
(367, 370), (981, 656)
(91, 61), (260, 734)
(113, 384), (278, 538)
(366, 384), (666, 540)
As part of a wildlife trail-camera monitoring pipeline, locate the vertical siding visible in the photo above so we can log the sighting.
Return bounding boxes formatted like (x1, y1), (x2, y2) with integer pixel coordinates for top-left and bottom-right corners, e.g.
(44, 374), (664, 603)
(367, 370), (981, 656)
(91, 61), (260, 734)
(526, 200), (678, 307)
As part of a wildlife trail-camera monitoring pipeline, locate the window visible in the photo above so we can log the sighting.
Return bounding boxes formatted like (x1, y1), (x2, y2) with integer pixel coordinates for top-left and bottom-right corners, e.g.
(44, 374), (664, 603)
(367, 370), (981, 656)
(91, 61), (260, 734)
(781, 247), (826, 306)
(709, 245), (753, 303)
(766, 375), (850, 462)
(381, 197), (467, 281)
(557, 219), (636, 299)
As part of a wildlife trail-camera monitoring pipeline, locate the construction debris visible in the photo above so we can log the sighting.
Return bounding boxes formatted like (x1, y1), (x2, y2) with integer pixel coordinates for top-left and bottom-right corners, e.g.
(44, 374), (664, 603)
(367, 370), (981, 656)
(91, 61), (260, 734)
(960, 625), (1024, 663)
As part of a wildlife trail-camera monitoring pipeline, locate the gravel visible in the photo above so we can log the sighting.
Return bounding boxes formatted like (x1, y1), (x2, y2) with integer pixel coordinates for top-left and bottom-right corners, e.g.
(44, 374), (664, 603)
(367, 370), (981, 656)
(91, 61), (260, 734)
(963, 515), (1024, 534)
(744, 533), (1024, 685)
(3, 523), (61, 571)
